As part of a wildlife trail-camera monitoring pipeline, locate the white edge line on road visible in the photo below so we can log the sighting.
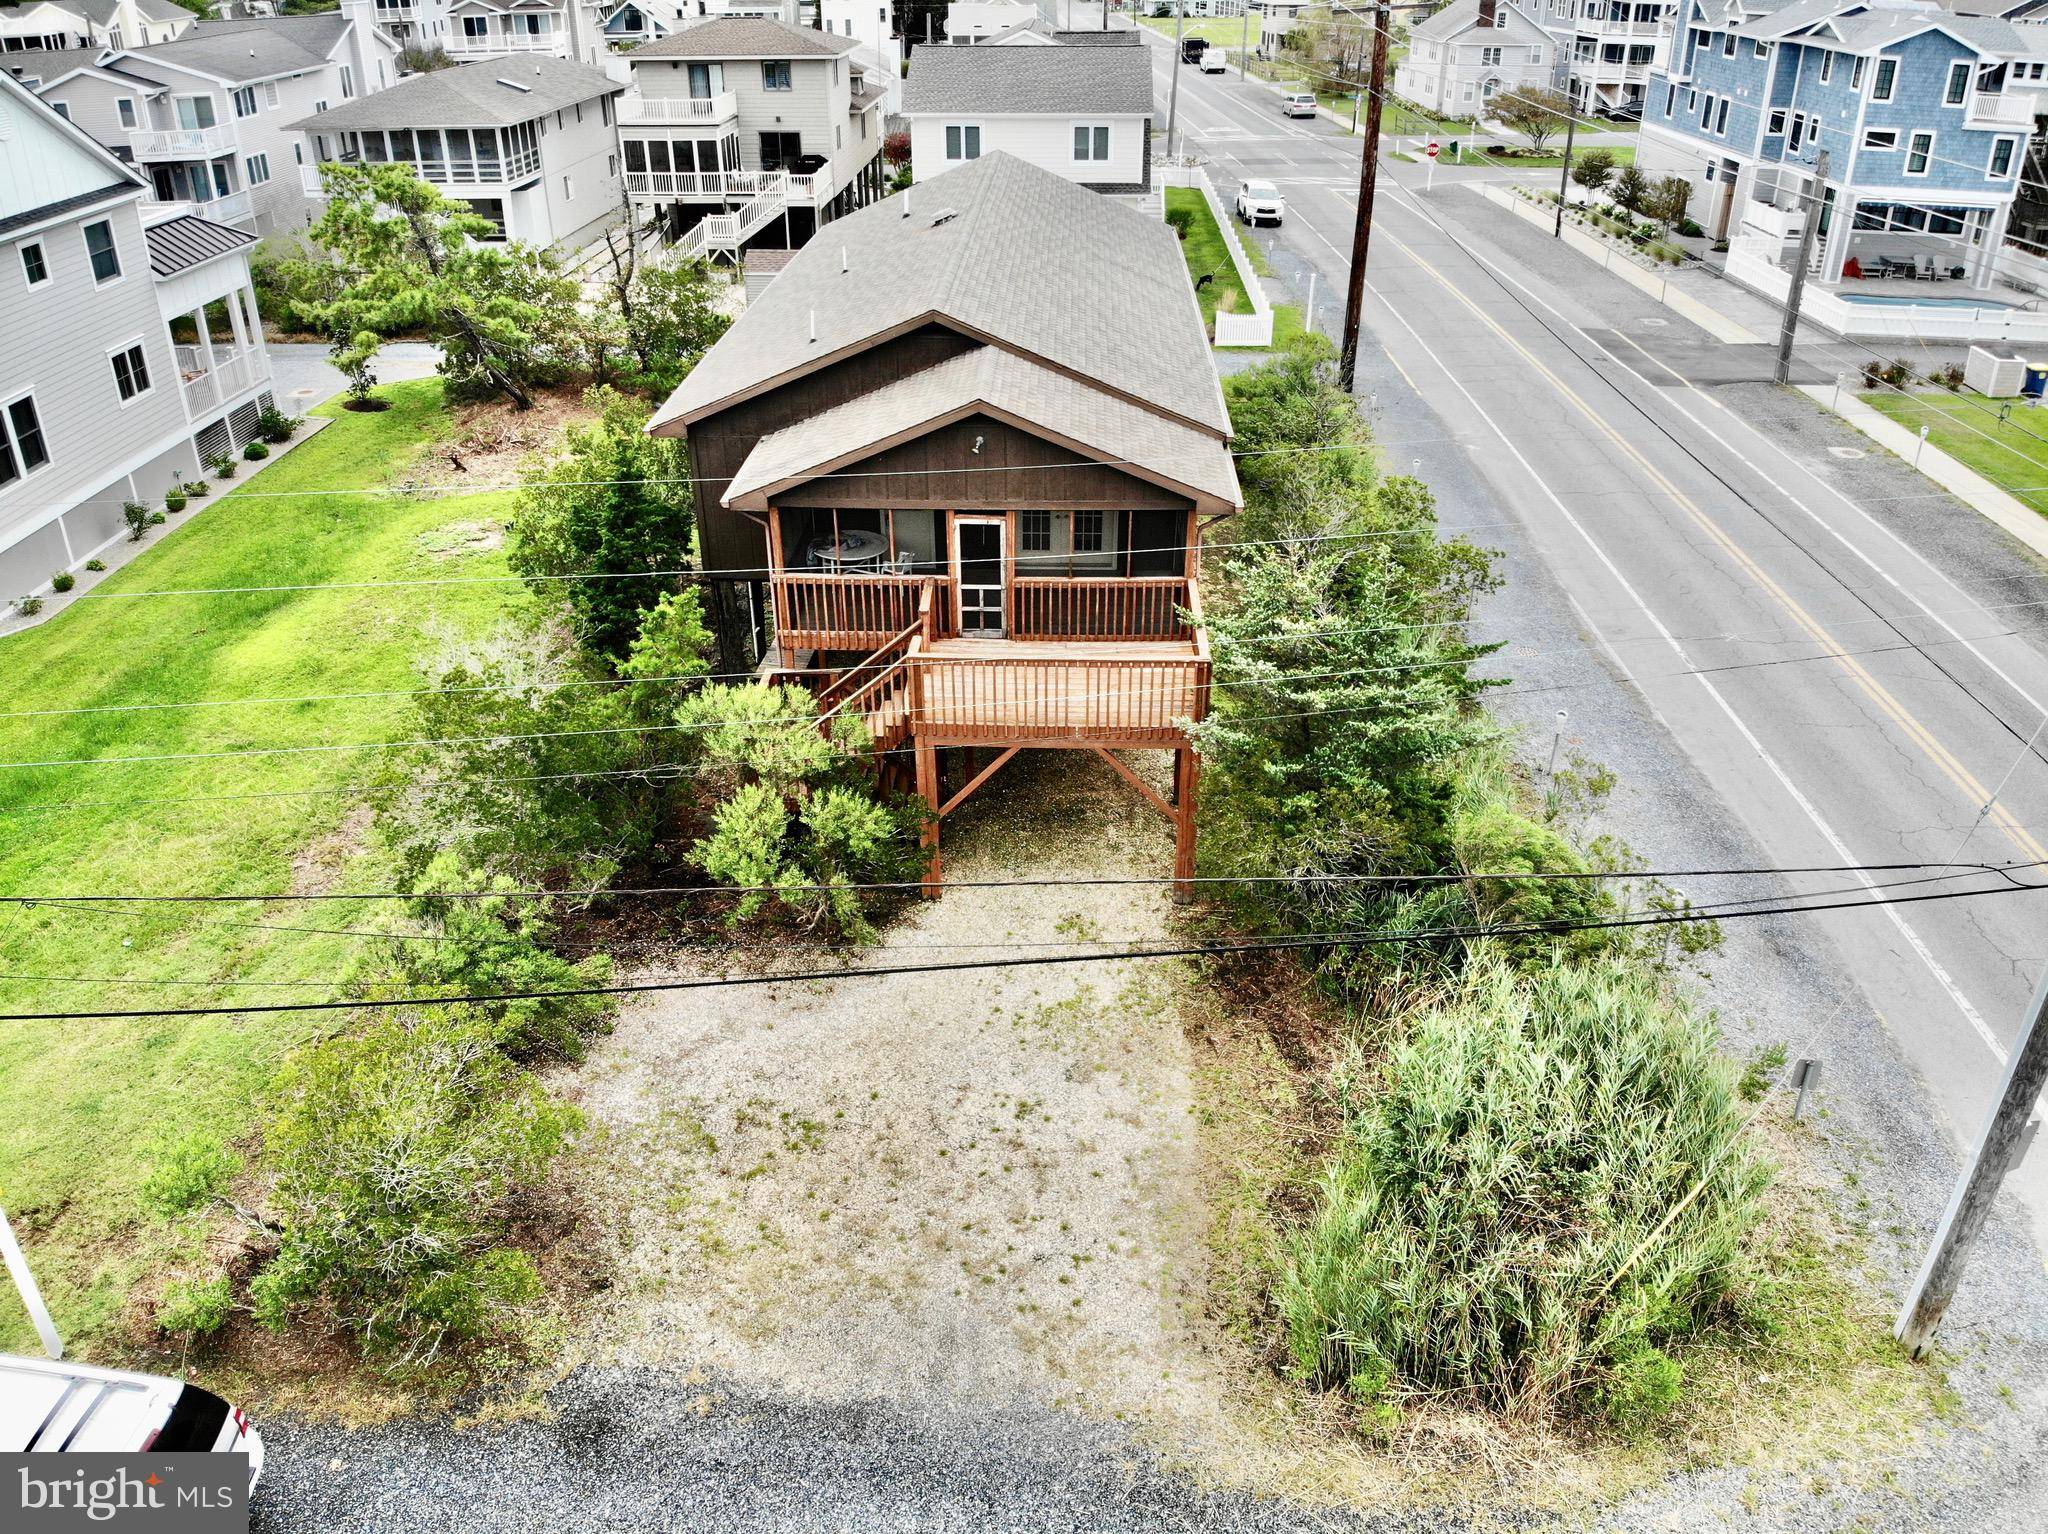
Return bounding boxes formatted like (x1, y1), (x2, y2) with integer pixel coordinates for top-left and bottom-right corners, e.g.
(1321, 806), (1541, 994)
(1362, 266), (2010, 1065)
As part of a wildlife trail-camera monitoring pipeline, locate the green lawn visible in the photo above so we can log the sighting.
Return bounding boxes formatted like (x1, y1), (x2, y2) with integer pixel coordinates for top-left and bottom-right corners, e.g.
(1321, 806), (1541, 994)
(1485, 144), (1638, 170)
(1864, 388), (2048, 516)
(1168, 185), (1256, 332)
(1139, 14), (1256, 49)
(0, 379), (532, 1352)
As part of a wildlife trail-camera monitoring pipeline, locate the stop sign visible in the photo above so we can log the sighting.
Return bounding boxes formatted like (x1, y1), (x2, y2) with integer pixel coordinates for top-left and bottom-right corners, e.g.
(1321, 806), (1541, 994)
(1426, 141), (1441, 159)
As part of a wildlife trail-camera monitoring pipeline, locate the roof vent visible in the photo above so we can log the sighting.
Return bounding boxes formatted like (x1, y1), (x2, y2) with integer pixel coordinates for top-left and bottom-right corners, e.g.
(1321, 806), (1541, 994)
(497, 77), (532, 92)
(928, 208), (959, 228)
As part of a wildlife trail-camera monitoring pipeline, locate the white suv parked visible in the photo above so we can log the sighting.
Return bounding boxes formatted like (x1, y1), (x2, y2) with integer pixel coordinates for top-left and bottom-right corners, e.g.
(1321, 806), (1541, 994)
(1235, 179), (1285, 227)
(2, 1353), (264, 1492)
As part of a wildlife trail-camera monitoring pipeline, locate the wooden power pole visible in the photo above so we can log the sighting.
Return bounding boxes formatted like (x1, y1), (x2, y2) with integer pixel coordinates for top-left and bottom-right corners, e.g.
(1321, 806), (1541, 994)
(1337, 0), (1392, 393)
(1774, 148), (1828, 386)
(1896, 963), (2048, 1357)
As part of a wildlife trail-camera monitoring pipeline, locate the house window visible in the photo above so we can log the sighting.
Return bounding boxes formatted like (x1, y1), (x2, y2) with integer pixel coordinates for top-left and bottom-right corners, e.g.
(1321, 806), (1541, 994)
(1872, 56), (1897, 102)
(1862, 127), (1898, 149)
(0, 394), (51, 487)
(462, 15), (487, 36)
(762, 59), (791, 90)
(1021, 510), (1052, 552)
(116, 97), (135, 127)
(340, 64), (355, 99)
(1664, 81), (1676, 116)
(1787, 113), (1804, 151)
(945, 123), (980, 160)
(1906, 130), (1933, 175)
(1991, 136), (2017, 177)
(1715, 97), (1729, 134)
(1481, 46), (1501, 65)
(563, 173), (573, 198)
(1072, 509), (1104, 554)
(176, 94), (216, 129)
(1073, 123), (1108, 161)
(1851, 57), (1865, 89)
(82, 219), (119, 283)
(1945, 60), (1970, 107)
(1755, 40), (1770, 60)
(233, 85), (257, 117)
(1700, 92), (1713, 129)
(1721, 32), (1734, 57)
(266, 82), (279, 109)
(1768, 109), (1786, 135)
(50, 102), (69, 120)
(245, 152), (271, 185)
(19, 242), (48, 287)
(607, 151), (618, 176)
(1818, 52), (1832, 85)
(110, 340), (152, 402)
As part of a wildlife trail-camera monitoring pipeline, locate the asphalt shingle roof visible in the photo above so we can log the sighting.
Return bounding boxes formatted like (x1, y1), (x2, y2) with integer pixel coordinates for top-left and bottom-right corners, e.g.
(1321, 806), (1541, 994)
(724, 344), (1239, 510)
(649, 152), (1229, 440)
(1737, 0), (2033, 50)
(143, 213), (256, 277)
(113, 16), (350, 84)
(1050, 29), (1142, 44)
(287, 56), (619, 132)
(628, 18), (860, 59)
(902, 41), (1154, 115)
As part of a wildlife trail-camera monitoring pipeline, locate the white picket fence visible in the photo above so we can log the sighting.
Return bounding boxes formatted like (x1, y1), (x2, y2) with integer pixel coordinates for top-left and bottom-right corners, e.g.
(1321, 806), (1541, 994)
(1159, 162), (1275, 349)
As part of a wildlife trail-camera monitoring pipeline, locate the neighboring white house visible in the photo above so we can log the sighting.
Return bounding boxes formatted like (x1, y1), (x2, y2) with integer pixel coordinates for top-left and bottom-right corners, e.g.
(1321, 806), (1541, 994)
(347, 0), (635, 67)
(0, 0), (192, 55)
(597, 0), (801, 51)
(1392, 0), (1553, 118)
(903, 39), (1155, 193)
(1257, 0), (1313, 57)
(621, 18), (890, 255)
(1516, 0), (1673, 116)
(818, 0), (904, 113)
(0, 68), (277, 598)
(945, 0), (1035, 43)
(28, 14), (400, 235)
(292, 55), (624, 249)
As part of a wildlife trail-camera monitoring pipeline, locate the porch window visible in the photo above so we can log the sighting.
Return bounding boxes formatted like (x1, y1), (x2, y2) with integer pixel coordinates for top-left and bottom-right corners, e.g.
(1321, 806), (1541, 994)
(1905, 130), (1932, 176)
(175, 94), (216, 130)
(1072, 509), (1105, 554)
(1021, 510), (1053, 552)
(463, 14), (488, 36)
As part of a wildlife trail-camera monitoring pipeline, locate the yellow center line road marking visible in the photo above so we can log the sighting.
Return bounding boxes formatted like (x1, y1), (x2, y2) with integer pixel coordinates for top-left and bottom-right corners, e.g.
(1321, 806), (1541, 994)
(1374, 223), (2048, 869)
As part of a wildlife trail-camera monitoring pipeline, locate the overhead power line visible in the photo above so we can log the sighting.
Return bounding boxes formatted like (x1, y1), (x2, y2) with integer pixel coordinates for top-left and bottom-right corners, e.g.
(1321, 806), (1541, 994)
(4, 874), (2041, 1022)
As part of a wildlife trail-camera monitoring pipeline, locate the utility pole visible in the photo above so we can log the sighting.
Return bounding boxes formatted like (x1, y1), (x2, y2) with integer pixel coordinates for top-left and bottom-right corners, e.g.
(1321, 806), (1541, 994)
(1896, 963), (2048, 1358)
(1773, 148), (1828, 386)
(1239, 0), (1250, 79)
(1553, 76), (1577, 239)
(1337, 0), (1391, 393)
(1167, 0), (1187, 162)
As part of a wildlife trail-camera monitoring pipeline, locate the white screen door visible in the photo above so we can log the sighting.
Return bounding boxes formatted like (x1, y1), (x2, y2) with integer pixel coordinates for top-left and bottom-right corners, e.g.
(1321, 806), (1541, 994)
(954, 517), (1007, 636)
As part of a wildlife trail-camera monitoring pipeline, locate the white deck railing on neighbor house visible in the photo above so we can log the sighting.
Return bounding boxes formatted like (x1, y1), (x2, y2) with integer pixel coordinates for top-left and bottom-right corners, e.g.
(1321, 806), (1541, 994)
(176, 347), (264, 418)
(618, 93), (737, 124)
(1158, 162), (1274, 348)
(1969, 90), (2041, 129)
(444, 33), (562, 57)
(1725, 235), (2048, 343)
(129, 125), (236, 160)
(143, 189), (255, 228)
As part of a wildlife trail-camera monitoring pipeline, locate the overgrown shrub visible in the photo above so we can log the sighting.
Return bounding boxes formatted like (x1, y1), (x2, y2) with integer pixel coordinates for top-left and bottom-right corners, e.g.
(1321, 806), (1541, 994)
(243, 440), (270, 461)
(51, 571), (74, 593)
(249, 1011), (579, 1363)
(1279, 953), (1771, 1422)
(85, 559), (106, 572)
(14, 595), (44, 617)
(679, 683), (921, 936)
(140, 1132), (241, 1218)
(206, 451), (238, 480)
(157, 1275), (236, 1337)
(1166, 206), (1195, 241)
(256, 404), (298, 443)
(124, 501), (152, 541)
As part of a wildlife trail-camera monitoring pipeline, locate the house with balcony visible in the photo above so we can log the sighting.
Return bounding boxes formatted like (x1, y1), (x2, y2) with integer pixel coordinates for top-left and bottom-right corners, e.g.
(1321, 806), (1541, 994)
(1640, 0), (2045, 313)
(646, 152), (1238, 893)
(0, 0), (192, 56)
(30, 14), (399, 234)
(599, 0), (801, 49)
(1395, 0), (1556, 116)
(902, 40), (1155, 194)
(0, 69), (276, 597)
(291, 55), (623, 248)
(1257, 0), (1315, 58)
(1514, 0), (1674, 116)
(620, 18), (889, 258)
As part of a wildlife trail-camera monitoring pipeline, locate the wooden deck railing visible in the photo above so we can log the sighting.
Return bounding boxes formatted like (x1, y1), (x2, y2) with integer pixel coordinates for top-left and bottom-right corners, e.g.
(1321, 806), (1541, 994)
(774, 574), (953, 653)
(909, 652), (1209, 748)
(1011, 577), (1193, 641)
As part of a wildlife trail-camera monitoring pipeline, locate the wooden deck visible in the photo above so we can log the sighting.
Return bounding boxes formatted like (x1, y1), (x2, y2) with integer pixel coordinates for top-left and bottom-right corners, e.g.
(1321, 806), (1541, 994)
(911, 639), (1205, 748)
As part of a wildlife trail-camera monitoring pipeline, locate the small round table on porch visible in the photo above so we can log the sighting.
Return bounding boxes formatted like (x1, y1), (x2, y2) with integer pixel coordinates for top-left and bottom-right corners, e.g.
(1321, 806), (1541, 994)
(810, 530), (889, 571)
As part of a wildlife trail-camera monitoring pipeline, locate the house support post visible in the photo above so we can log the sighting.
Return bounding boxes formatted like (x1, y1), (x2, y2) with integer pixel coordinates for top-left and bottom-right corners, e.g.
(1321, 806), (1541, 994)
(1172, 748), (1200, 903)
(916, 738), (942, 898)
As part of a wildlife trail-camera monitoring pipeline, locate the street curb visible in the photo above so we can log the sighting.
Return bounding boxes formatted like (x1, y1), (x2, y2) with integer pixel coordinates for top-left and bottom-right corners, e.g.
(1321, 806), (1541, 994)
(1801, 383), (2048, 563)
(1474, 183), (1764, 345)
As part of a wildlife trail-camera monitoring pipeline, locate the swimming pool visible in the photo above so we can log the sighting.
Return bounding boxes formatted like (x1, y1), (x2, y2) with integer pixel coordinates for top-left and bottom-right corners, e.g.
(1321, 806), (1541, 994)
(1836, 294), (2014, 310)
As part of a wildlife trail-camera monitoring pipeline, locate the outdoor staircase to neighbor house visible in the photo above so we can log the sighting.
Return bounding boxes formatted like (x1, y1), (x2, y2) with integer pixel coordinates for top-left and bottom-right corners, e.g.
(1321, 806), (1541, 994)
(668, 171), (792, 263)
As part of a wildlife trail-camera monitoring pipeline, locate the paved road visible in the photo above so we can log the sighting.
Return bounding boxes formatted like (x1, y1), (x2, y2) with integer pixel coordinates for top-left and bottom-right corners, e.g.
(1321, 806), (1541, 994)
(1144, 41), (2048, 1255)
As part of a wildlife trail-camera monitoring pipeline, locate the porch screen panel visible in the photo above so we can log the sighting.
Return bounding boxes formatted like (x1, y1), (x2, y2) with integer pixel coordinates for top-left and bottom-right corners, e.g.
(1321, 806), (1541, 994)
(1126, 509), (1185, 578)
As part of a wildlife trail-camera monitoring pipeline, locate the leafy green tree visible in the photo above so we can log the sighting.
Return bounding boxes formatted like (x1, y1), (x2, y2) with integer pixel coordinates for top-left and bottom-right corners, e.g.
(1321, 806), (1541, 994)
(1494, 87), (1573, 154)
(1570, 147), (1617, 199)
(508, 387), (697, 659)
(618, 260), (731, 399)
(1222, 335), (1375, 541)
(1612, 163), (1651, 217)
(286, 162), (574, 410)
(1649, 174), (1693, 234)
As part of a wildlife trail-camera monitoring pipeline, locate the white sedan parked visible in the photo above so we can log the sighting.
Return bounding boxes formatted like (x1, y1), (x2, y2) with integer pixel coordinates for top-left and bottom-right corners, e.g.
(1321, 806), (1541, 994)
(1235, 179), (1285, 228)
